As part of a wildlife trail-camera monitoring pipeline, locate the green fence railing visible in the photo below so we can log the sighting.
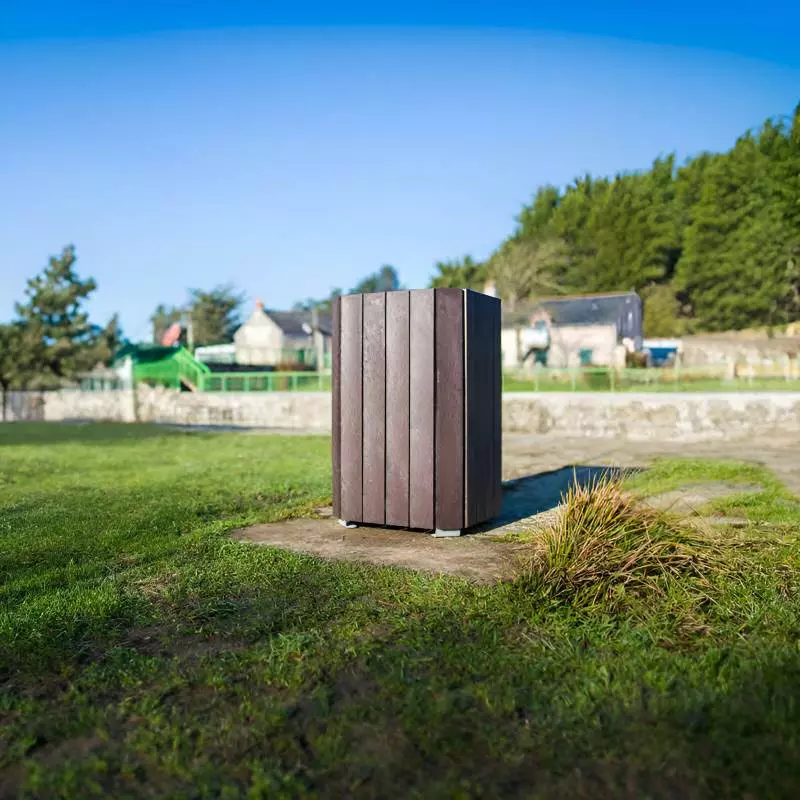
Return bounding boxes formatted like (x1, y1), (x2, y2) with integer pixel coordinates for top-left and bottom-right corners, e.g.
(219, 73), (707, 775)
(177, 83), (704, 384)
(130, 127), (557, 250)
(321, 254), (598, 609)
(134, 346), (335, 392)
(198, 372), (332, 392)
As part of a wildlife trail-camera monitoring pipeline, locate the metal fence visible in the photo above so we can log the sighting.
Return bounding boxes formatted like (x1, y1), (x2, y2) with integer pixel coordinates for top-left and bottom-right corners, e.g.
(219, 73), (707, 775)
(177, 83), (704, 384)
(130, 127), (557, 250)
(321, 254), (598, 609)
(199, 372), (332, 392)
(503, 362), (800, 392)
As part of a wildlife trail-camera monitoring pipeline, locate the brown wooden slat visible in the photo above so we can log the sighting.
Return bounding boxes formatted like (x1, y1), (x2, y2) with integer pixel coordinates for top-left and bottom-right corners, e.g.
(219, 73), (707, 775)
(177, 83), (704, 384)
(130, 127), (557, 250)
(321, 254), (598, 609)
(331, 296), (342, 518)
(465, 290), (493, 527)
(409, 289), (435, 529)
(464, 290), (478, 527)
(485, 297), (503, 517)
(362, 292), (386, 525)
(339, 293), (363, 522)
(434, 288), (465, 531)
(491, 295), (503, 516)
(482, 295), (500, 521)
(385, 291), (410, 527)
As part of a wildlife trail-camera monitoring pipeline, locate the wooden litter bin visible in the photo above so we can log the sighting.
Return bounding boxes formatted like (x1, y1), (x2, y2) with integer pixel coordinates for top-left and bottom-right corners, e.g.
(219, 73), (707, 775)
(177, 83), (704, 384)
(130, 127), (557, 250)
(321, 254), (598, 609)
(332, 288), (501, 536)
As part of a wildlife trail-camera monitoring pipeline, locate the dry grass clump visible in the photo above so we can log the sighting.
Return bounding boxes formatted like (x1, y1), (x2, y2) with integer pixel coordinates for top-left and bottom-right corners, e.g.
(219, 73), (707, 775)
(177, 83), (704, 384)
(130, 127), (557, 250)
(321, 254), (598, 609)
(517, 476), (726, 611)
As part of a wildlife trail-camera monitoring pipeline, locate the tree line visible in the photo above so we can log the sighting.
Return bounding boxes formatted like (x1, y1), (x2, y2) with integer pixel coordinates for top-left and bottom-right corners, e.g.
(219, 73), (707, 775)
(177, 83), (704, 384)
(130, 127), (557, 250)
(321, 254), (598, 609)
(430, 104), (800, 336)
(148, 264), (403, 346)
(3, 105), (796, 414)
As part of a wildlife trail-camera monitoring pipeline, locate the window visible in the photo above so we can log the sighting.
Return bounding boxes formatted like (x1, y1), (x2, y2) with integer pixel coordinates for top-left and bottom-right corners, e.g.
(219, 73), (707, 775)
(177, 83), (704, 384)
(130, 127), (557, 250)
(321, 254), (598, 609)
(579, 348), (593, 366)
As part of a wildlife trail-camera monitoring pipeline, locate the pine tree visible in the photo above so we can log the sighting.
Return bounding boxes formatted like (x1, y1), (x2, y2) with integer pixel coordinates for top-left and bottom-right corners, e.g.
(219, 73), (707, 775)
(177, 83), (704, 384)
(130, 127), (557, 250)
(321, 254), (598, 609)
(14, 245), (102, 384)
(767, 105), (800, 323)
(676, 129), (791, 331)
(88, 314), (125, 366)
(516, 185), (561, 239)
(548, 175), (609, 291)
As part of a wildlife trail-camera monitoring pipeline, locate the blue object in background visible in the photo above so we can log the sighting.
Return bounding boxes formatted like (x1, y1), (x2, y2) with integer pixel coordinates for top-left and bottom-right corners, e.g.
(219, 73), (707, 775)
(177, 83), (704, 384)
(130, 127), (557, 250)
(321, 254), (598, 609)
(646, 346), (679, 367)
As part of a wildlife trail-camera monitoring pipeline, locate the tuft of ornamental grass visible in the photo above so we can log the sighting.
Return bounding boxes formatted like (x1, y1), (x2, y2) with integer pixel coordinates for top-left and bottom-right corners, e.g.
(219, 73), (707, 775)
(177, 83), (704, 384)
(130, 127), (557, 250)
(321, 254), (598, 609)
(516, 475), (727, 612)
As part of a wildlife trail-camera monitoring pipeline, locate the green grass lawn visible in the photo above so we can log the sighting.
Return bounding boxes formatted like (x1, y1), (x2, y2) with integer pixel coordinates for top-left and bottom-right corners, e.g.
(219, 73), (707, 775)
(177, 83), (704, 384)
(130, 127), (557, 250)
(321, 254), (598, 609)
(3, 423), (800, 798)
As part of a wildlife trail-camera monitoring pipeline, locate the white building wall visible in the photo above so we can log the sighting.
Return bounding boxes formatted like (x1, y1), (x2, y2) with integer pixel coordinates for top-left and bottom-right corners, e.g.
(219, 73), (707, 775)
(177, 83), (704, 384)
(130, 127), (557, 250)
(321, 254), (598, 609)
(233, 311), (286, 365)
(500, 329), (520, 368)
(501, 323), (619, 368)
(546, 324), (618, 367)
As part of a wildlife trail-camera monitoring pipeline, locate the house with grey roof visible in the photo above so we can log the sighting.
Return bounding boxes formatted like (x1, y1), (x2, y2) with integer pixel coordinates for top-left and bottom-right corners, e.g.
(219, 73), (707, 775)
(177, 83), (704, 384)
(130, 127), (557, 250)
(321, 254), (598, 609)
(500, 291), (643, 369)
(232, 301), (332, 367)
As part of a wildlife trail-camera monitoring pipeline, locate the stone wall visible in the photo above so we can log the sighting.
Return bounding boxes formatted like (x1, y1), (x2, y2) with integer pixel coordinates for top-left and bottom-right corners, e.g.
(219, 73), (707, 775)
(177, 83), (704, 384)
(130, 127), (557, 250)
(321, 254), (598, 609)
(4, 392), (46, 422)
(48, 389), (138, 423)
(4, 389), (135, 423)
(503, 392), (800, 441)
(4, 387), (800, 442)
(135, 386), (331, 430)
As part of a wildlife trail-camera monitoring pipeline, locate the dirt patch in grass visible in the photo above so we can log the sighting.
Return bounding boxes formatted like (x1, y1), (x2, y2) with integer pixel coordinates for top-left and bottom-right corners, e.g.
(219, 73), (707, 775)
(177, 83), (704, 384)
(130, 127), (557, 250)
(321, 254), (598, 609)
(230, 467), (628, 583)
(232, 515), (527, 583)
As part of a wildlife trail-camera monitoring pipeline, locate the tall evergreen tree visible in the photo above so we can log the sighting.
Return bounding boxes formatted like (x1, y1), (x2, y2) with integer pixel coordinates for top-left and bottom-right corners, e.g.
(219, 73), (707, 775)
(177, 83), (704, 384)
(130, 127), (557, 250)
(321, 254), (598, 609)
(766, 105), (800, 322)
(516, 185), (561, 239)
(548, 175), (609, 290)
(676, 130), (791, 331)
(88, 314), (125, 365)
(14, 245), (102, 384)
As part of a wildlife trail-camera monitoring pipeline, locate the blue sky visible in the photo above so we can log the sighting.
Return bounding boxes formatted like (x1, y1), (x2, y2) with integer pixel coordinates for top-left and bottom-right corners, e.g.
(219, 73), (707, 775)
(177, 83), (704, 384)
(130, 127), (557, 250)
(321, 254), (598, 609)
(1, 3), (798, 342)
